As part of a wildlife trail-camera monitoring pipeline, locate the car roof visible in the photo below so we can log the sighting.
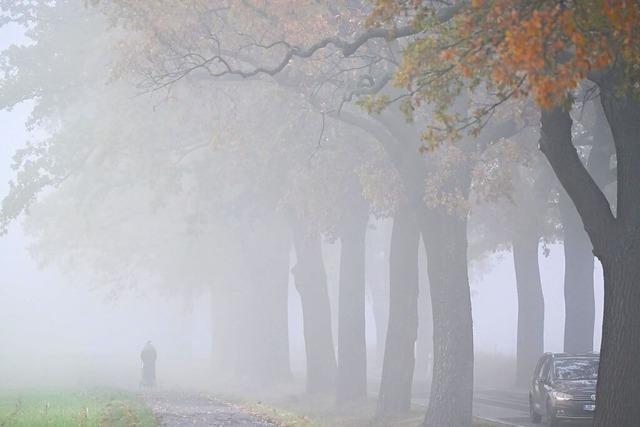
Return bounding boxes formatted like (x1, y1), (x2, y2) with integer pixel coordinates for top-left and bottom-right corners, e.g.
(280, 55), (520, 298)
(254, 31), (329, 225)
(545, 352), (599, 359)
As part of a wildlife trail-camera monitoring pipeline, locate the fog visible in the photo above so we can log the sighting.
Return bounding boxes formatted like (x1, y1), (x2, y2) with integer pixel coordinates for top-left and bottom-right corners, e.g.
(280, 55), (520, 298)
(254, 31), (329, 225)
(0, 222), (605, 386)
(0, 2), (633, 426)
(0, 95), (605, 385)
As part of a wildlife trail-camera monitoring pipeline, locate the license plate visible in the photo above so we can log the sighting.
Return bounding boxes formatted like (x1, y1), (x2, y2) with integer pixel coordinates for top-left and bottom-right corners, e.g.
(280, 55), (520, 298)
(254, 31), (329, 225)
(584, 404), (596, 411)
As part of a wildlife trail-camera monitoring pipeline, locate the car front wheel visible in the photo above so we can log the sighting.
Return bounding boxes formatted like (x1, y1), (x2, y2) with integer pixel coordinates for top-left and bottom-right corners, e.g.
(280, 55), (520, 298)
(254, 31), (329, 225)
(529, 396), (542, 424)
(546, 401), (560, 427)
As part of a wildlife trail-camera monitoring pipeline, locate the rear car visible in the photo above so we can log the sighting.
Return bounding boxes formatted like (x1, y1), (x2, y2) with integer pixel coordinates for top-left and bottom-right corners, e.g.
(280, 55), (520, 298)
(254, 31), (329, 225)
(529, 353), (599, 426)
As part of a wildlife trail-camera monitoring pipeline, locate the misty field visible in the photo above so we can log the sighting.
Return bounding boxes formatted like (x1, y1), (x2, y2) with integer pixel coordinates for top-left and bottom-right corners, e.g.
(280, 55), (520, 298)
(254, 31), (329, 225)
(0, 390), (156, 427)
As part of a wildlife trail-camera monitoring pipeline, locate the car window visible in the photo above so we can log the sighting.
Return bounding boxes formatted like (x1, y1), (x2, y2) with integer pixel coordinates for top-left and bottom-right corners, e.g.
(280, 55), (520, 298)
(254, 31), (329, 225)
(533, 357), (545, 379)
(539, 358), (550, 380)
(553, 358), (599, 381)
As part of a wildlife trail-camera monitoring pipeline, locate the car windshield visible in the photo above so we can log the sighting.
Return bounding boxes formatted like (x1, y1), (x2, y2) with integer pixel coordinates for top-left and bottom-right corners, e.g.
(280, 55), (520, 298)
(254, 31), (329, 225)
(553, 358), (599, 381)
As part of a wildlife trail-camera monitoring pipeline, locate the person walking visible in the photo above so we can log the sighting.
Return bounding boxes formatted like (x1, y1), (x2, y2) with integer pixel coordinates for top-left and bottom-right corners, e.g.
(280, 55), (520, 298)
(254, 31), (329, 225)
(140, 340), (157, 388)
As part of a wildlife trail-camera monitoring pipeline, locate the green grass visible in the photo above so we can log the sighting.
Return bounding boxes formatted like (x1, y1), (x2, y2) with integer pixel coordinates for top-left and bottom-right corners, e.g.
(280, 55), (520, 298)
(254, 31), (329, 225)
(0, 390), (157, 427)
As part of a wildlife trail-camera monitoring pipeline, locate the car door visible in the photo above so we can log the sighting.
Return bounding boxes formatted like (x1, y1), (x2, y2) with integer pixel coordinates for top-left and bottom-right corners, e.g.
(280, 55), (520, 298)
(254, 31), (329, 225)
(532, 356), (550, 409)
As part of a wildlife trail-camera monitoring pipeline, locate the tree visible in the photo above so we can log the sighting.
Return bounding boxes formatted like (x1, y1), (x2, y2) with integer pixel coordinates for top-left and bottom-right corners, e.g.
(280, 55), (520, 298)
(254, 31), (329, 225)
(89, 0), (415, 404)
(377, 203), (419, 415)
(336, 176), (369, 402)
(363, 217), (392, 376)
(3, 1), (407, 398)
(470, 128), (556, 388)
(560, 98), (615, 354)
(369, 1), (640, 424)
(283, 117), (386, 396)
(361, 101), (520, 424)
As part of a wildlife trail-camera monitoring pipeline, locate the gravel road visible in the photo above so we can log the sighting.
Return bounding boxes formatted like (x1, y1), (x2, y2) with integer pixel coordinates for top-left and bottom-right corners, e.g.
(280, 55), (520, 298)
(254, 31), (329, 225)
(143, 392), (278, 427)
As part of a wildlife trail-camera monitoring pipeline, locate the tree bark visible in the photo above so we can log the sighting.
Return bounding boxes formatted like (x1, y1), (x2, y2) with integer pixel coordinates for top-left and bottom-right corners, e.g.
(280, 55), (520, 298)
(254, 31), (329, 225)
(419, 208), (474, 427)
(290, 217), (337, 394)
(414, 246), (433, 387)
(540, 90), (640, 426)
(377, 205), (420, 416)
(560, 193), (595, 353)
(336, 195), (369, 402)
(560, 99), (612, 354)
(512, 230), (545, 388)
(592, 88), (640, 427)
(369, 279), (388, 374)
(593, 249), (640, 426)
(366, 219), (391, 375)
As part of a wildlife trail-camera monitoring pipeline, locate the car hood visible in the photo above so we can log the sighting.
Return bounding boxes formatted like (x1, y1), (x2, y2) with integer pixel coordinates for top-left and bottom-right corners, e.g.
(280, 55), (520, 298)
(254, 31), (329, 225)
(554, 380), (597, 394)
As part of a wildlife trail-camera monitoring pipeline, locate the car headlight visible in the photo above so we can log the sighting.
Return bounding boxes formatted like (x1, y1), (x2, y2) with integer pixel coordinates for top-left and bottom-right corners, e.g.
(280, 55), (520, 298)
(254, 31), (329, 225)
(551, 391), (573, 401)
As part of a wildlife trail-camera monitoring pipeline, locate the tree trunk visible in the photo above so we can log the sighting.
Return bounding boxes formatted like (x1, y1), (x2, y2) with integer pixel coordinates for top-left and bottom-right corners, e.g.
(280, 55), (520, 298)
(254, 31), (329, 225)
(290, 218), (337, 394)
(377, 205), (419, 417)
(419, 209), (474, 427)
(560, 193), (595, 353)
(592, 88), (640, 427)
(366, 219), (391, 375)
(336, 199), (369, 402)
(369, 281), (388, 374)
(593, 249), (640, 426)
(539, 90), (640, 426)
(414, 245), (433, 388)
(559, 99), (613, 354)
(512, 230), (545, 388)
(334, 109), (478, 425)
(247, 224), (292, 384)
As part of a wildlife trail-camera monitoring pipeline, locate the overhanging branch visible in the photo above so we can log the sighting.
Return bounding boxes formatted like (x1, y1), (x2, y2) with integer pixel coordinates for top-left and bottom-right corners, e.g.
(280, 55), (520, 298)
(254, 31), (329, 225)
(539, 106), (617, 253)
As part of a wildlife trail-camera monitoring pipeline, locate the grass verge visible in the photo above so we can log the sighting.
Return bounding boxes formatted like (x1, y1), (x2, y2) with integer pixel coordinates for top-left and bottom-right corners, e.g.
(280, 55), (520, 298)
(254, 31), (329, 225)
(0, 390), (156, 427)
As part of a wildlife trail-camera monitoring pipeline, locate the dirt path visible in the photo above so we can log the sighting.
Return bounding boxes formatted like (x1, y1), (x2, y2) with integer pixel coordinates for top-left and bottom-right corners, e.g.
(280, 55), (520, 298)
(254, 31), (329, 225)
(143, 392), (278, 427)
